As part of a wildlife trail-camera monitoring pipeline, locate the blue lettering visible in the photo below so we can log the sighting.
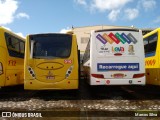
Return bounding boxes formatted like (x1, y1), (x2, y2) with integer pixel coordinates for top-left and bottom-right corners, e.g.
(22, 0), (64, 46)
(97, 63), (139, 71)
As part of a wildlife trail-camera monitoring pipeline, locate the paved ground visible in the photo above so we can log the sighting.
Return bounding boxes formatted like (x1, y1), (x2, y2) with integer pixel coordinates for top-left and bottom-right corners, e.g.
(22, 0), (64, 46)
(0, 79), (160, 119)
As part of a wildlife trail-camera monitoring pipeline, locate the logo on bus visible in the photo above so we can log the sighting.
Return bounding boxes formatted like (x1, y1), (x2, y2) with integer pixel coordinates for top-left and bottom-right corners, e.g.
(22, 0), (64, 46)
(46, 71), (55, 80)
(128, 45), (135, 55)
(112, 46), (124, 53)
(96, 32), (138, 45)
(99, 45), (110, 53)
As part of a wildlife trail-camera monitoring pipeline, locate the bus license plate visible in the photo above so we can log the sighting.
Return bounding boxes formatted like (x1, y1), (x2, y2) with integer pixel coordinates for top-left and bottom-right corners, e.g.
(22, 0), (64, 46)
(115, 75), (123, 78)
(47, 76), (54, 80)
(113, 74), (124, 78)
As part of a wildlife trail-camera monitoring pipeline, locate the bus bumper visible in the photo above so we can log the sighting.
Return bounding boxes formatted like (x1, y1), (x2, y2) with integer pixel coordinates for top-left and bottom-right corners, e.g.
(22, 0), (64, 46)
(89, 76), (146, 85)
(24, 79), (79, 90)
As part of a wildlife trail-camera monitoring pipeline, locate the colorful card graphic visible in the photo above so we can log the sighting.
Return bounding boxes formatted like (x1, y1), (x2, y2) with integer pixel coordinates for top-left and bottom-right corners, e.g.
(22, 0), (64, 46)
(96, 34), (107, 44)
(127, 33), (138, 44)
(97, 63), (139, 71)
(121, 33), (132, 44)
(115, 33), (126, 44)
(108, 33), (120, 44)
(102, 33), (114, 44)
(96, 32), (138, 44)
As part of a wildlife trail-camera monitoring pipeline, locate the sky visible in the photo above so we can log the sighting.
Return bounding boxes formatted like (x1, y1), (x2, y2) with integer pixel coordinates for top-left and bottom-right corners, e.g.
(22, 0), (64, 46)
(0, 0), (160, 37)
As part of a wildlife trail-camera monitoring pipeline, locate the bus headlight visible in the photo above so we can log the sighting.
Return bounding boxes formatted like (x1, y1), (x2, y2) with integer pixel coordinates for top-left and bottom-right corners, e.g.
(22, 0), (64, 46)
(0, 62), (3, 75)
(28, 66), (36, 79)
(65, 65), (73, 78)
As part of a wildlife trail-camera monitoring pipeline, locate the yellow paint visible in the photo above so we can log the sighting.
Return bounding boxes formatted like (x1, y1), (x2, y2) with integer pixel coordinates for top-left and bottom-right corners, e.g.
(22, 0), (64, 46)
(143, 28), (160, 85)
(24, 33), (79, 90)
(0, 27), (25, 87)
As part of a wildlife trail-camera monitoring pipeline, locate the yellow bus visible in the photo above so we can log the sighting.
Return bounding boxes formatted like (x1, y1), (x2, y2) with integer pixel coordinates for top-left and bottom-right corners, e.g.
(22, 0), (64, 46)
(143, 28), (160, 85)
(0, 27), (25, 87)
(24, 32), (79, 90)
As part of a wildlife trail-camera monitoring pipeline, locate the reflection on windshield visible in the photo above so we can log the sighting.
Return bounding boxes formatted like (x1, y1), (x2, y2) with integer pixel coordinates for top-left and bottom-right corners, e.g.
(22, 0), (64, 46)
(30, 34), (72, 58)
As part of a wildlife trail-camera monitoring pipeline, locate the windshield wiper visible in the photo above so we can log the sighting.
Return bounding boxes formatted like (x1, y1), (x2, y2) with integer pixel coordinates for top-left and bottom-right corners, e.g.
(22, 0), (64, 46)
(33, 56), (61, 59)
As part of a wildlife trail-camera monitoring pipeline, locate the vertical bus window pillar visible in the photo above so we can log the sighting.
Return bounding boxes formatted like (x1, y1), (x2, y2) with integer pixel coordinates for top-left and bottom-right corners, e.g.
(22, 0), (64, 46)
(30, 40), (35, 58)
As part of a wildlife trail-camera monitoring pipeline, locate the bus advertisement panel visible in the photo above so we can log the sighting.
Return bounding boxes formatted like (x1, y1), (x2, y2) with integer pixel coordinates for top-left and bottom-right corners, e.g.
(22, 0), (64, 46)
(83, 28), (145, 85)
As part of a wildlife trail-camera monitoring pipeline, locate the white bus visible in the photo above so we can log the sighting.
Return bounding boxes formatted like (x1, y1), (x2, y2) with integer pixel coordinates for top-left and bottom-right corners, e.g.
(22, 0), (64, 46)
(83, 27), (145, 85)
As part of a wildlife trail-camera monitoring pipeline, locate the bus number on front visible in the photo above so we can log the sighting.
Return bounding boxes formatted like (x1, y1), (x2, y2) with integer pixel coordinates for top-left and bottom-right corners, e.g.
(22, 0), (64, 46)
(64, 60), (72, 64)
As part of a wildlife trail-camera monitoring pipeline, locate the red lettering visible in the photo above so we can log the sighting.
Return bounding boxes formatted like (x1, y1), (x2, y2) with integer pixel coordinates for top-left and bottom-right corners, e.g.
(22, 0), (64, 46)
(64, 60), (72, 64)
(8, 60), (16, 66)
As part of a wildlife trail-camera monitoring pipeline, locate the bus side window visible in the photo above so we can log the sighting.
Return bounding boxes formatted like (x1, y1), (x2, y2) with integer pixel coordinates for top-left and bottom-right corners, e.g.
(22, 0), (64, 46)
(144, 38), (149, 54)
(20, 41), (25, 58)
(5, 32), (24, 58)
(8, 37), (15, 49)
(144, 32), (158, 57)
(148, 33), (158, 53)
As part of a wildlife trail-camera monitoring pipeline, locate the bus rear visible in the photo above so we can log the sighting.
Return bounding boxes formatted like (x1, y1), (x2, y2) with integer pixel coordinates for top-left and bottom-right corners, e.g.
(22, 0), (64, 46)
(89, 28), (145, 85)
(24, 33), (79, 90)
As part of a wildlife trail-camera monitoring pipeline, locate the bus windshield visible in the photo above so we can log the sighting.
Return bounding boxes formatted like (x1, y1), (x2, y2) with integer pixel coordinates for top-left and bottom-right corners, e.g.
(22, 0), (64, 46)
(29, 34), (72, 59)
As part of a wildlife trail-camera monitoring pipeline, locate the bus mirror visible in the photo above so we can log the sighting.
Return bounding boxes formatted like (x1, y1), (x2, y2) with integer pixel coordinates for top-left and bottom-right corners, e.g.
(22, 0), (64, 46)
(30, 40), (35, 59)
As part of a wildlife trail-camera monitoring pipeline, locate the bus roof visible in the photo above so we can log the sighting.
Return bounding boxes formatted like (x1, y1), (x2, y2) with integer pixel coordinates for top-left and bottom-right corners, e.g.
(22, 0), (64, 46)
(95, 27), (139, 33)
(143, 28), (160, 38)
(28, 32), (73, 36)
(0, 27), (25, 41)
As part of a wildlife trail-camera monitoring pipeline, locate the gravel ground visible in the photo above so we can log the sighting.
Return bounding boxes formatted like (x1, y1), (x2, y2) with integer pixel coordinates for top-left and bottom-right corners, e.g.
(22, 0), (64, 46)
(0, 99), (160, 119)
(1, 82), (160, 119)
(1, 99), (160, 111)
